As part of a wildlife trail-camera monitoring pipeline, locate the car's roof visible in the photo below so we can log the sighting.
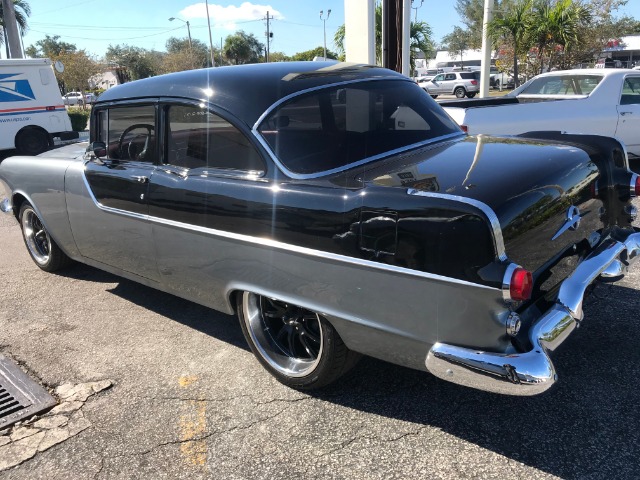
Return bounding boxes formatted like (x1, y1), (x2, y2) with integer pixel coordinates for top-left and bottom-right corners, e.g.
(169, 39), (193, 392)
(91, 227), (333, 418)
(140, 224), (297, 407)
(96, 61), (407, 127)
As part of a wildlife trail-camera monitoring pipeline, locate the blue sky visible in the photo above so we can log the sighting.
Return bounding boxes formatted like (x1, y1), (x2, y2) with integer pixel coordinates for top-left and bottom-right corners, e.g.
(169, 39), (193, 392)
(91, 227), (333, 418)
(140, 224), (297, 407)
(9, 0), (640, 60)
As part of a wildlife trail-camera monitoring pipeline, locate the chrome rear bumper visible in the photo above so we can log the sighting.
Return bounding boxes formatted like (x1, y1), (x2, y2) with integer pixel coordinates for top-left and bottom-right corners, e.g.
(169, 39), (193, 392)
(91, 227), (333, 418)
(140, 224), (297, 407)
(426, 232), (640, 396)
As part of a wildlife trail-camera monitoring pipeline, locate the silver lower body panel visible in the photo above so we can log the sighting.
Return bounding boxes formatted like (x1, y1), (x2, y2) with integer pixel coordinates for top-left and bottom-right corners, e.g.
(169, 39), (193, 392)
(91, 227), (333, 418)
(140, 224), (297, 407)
(426, 231), (640, 396)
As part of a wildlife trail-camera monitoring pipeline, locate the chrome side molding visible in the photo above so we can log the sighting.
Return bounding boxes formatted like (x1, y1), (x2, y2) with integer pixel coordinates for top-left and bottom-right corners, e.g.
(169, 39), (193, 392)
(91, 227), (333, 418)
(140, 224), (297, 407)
(426, 231), (640, 396)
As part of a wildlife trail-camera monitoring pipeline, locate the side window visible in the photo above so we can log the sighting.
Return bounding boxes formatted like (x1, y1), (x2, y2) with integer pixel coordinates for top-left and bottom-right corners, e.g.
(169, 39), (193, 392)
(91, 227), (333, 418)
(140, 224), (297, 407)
(165, 104), (264, 173)
(105, 105), (156, 161)
(445, 74), (456, 81)
(433, 74), (445, 82)
(621, 77), (640, 105)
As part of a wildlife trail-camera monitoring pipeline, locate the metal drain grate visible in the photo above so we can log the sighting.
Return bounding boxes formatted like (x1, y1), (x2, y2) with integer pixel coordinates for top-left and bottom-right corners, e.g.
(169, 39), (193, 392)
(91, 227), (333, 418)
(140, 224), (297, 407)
(0, 354), (56, 430)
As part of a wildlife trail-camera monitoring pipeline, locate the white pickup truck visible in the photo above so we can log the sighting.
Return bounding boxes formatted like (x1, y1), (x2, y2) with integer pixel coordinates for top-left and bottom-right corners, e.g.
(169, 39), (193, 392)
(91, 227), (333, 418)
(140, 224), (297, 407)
(441, 68), (640, 159)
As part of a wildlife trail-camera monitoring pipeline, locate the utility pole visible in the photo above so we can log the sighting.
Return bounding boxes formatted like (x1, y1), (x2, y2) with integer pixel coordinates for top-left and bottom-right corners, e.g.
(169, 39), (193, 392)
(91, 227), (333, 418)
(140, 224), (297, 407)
(265, 11), (271, 62)
(2, 0), (23, 58)
(320, 9), (331, 60)
(205, 0), (215, 66)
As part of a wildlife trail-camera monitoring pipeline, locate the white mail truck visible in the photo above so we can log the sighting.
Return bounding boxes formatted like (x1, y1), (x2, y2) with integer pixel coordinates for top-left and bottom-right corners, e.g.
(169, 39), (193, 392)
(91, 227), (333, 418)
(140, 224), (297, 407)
(0, 58), (78, 155)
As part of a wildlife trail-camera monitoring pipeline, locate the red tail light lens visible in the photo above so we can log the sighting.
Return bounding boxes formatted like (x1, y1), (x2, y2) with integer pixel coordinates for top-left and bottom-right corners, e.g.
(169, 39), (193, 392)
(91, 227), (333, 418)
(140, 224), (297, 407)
(635, 175), (640, 197)
(510, 268), (533, 301)
(460, 125), (468, 133)
(471, 80), (478, 85)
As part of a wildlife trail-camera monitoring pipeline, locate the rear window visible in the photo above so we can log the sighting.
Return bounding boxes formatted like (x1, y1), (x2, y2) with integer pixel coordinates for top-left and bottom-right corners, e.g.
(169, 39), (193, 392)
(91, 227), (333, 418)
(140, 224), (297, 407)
(257, 80), (461, 175)
(518, 74), (603, 96)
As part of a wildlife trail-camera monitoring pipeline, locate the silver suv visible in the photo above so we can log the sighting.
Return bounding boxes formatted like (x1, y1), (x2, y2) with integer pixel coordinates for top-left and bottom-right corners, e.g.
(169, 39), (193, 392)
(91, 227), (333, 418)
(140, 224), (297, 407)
(423, 71), (480, 99)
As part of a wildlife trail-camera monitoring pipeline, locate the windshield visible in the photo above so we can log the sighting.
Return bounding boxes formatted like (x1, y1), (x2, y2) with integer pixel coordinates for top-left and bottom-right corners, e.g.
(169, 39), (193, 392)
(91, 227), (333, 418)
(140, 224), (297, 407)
(257, 80), (461, 176)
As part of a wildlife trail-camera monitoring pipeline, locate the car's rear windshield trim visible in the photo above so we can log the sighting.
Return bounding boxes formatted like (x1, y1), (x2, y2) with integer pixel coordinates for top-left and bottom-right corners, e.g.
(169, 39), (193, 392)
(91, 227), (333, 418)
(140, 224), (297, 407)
(251, 77), (463, 179)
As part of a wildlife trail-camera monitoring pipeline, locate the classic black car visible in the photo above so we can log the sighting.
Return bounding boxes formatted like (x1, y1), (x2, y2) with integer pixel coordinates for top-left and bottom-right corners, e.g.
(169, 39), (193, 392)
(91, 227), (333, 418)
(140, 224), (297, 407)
(1, 62), (639, 395)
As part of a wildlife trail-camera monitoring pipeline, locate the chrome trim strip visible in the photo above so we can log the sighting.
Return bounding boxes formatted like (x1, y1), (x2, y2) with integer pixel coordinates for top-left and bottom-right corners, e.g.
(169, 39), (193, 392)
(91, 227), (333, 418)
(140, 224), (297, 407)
(250, 76), (465, 180)
(79, 168), (497, 291)
(501, 263), (520, 302)
(630, 173), (638, 198)
(407, 188), (508, 262)
(426, 232), (640, 396)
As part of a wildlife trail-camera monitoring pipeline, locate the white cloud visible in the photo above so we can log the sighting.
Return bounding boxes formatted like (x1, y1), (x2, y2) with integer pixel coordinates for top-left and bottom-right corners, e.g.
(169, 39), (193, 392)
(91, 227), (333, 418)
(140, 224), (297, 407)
(180, 2), (284, 31)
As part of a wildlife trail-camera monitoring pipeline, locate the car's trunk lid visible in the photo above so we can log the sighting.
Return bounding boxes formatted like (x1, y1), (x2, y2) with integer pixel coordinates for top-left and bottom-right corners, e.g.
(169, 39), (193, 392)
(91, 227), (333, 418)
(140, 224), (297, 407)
(359, 135), (602, 274)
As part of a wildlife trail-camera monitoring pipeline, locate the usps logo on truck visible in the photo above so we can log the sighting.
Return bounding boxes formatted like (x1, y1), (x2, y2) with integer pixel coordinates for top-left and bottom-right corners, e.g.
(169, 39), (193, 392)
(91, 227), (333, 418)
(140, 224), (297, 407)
(0, 73), (36, 103)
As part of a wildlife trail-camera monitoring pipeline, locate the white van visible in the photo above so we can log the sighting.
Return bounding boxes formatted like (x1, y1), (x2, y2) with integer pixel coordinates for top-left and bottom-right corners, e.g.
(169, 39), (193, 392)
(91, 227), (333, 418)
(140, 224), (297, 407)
(0, 58), (78, 155)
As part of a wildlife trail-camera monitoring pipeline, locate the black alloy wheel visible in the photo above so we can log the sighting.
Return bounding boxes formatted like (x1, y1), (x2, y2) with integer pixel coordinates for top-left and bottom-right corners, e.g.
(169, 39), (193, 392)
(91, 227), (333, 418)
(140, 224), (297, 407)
(237, 292), (360, 389)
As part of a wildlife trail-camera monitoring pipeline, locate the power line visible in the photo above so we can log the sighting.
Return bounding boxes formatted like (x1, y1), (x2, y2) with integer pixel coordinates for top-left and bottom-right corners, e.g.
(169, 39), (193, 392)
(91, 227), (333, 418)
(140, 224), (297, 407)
(27, 25), (184, 41)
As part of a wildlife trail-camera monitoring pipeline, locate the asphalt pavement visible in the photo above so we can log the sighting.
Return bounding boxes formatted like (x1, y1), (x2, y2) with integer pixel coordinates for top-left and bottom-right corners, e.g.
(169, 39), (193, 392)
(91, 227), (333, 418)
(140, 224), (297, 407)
(0, 169), (639, 479)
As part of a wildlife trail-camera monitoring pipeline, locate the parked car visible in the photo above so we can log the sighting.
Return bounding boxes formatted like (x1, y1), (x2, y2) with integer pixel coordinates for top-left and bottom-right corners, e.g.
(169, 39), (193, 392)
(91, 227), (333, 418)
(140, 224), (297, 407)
(490, 70), (514, 89)
(441, 68), (640, 159)
(62, 91), (84, 106)
(423, 71), (480, 98)
(2, 62), (639, 395)
(84, 92), (97, 104)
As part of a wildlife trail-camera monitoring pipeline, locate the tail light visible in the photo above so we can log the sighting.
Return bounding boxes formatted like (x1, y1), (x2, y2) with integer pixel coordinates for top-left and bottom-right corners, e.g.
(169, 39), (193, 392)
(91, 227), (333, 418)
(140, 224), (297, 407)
(631, 174), (640, 198)
(471, 80), (478, 85)
(503, 264), (533, 302)
(460, 125), (468, 133)
(510, 267), (533, 301)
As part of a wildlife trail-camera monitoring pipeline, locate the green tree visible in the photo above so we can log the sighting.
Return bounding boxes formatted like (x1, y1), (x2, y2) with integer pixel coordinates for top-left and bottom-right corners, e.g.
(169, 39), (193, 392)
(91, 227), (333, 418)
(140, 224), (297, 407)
(529, 0), (591, 73)
(268, 51), (290, 62)
(25, 34), (76, 58)
(290, 46), (337, 61)
(55, 50), (100, 107)
(166, 37), (210, 69)
(488, 0), (532, 87)
(105, 44), (161, 80)
(0, 0), (30, 57)
(442, 26), (472, 67)
(223, 31), (264, 65)
(455, 0), (515, 48)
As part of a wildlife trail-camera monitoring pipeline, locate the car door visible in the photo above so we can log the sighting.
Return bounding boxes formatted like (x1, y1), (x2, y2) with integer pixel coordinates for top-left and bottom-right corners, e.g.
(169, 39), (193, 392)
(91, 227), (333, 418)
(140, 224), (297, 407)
(147, 102), (268, 305)
(67, 103), (160, 281)
(616, 75), (640, 157)
(442, 73), (457, 94)
(430, 74), (446, 94)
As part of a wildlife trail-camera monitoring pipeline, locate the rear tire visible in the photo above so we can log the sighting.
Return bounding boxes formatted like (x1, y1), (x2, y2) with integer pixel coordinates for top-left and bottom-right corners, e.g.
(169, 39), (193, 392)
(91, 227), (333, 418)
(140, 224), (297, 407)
(466, 93), (476, 98)
(237, 292), (361, 389)
(454, 87), (466, 99)
(430, 94), (438, 99)
(19, 203), (72, 272)
(16, 128), (51, 156)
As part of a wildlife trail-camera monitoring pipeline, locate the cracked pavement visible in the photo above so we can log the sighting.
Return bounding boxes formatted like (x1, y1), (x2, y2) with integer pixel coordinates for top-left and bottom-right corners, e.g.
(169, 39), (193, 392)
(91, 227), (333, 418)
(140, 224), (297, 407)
(1, 181), (640, 479)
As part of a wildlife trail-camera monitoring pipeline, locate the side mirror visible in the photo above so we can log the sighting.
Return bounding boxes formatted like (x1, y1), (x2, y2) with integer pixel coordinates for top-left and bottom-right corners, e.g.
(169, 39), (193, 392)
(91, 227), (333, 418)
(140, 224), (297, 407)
(88, 141), (107, 158)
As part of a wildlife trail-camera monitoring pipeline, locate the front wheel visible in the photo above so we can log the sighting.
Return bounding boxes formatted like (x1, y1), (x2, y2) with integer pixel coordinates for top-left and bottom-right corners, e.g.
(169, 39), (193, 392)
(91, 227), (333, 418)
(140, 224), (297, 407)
(237, 292), (360, 389)
(19, 203), (72, 272)
(454, 87), (466, 99)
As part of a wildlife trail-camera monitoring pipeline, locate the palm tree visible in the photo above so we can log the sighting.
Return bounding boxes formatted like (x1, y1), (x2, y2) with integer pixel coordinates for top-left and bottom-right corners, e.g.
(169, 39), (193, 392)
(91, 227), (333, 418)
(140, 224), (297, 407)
(488, 0), (532, 88)
(529, 0), (591, 73)
(0, 0), (31, 58)
(334, 1), (434, 72)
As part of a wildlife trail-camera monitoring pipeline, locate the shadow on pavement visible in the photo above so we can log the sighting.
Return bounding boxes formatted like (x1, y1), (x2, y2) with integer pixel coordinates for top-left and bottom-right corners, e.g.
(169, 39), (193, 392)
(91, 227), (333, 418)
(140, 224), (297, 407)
(55, 263), (640, 479)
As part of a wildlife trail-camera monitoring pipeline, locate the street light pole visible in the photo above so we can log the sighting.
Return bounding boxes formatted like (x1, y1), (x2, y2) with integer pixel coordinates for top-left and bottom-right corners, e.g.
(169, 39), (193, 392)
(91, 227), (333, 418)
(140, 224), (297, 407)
(168, 17), (192, 50)
(320, 9), (331, 60)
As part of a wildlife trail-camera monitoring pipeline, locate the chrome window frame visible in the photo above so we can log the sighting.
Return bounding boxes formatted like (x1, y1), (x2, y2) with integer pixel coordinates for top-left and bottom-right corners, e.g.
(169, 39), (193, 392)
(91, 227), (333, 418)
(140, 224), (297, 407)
(251, 77), (465, 180)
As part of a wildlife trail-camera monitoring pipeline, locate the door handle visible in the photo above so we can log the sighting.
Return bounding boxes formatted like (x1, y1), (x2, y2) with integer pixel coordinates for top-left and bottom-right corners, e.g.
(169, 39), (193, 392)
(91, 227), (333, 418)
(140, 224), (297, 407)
(620, 111), (633, 116)
(131, 175), (149, 184)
